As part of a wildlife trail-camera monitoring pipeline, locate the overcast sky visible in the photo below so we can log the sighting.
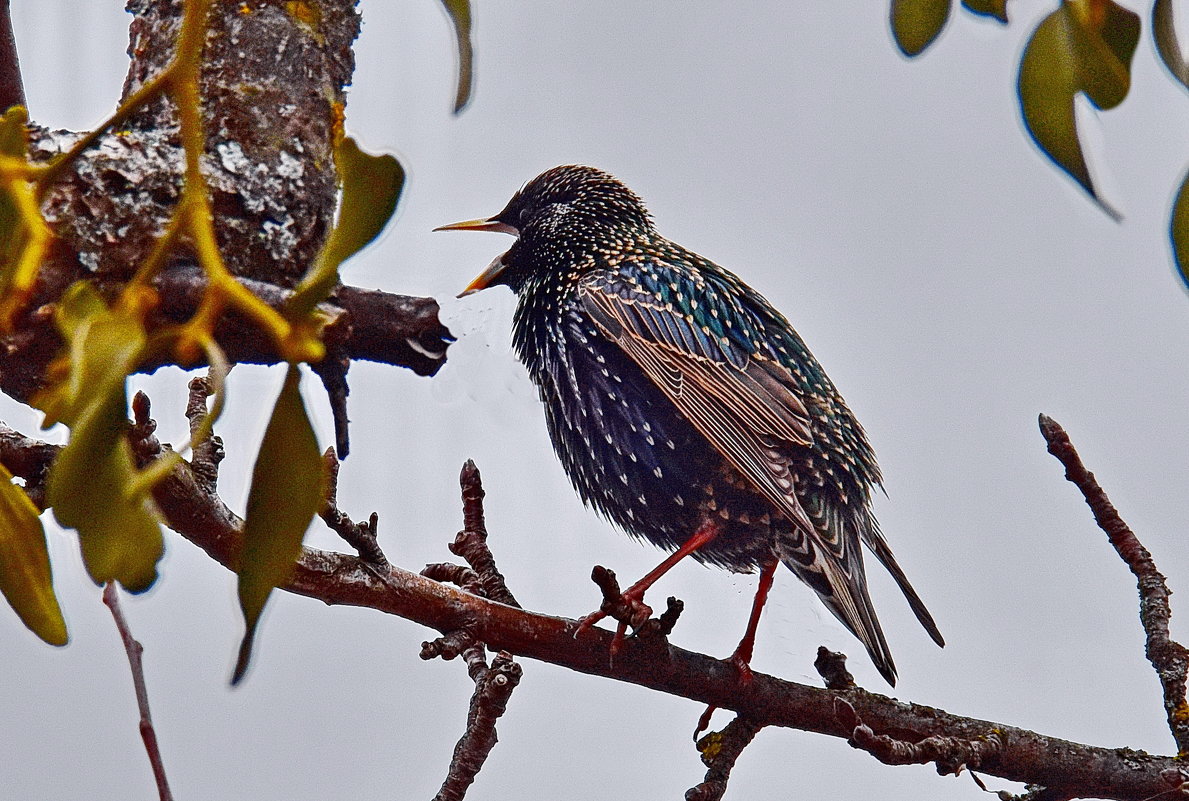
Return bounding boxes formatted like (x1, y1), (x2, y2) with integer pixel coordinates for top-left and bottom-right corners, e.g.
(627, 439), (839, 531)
(5, 3), (1189, 799)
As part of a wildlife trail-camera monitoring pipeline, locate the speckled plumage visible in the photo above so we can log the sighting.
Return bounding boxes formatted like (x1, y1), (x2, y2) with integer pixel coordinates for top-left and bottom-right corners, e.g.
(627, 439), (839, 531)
(449, 165), (943, 684)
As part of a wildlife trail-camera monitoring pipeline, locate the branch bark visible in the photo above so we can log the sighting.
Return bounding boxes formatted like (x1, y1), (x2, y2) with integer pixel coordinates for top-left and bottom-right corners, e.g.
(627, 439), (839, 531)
(0, 0), (25, 113)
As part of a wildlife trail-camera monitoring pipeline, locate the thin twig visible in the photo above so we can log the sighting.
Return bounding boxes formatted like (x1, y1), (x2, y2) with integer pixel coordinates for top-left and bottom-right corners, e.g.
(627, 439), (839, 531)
(451, 460), (518, 608)
(185, 375), (224, 489)
(422, 461), (525, 800)
(835, 696), (1004, 776)
(688, 714), (766, 801)
(320, 449), (388, 566)
(814, 646), (856, 691)
(310, 348), (352, 458)
(1039, 414), (1189, 755)
(102, 583), (174, 801)
(432, 648), (522, 801)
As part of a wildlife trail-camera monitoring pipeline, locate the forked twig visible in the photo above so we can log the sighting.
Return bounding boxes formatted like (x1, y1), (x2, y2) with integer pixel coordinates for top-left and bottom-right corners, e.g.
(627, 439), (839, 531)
(688, 714), (765, 801)
(423, 461), (525, 800)
(1039, 415), (1189, 756)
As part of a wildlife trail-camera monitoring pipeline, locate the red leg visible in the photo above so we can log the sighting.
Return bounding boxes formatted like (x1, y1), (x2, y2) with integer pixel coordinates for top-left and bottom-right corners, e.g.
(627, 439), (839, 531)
(577, 518), (721, 648)
(696, 553), (779, 737)
(728, 553), (779, 683)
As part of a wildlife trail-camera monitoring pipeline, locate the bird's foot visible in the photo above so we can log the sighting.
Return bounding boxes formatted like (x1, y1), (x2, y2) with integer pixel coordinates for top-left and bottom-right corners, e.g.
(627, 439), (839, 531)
(575, 566), (655, 659)
(726, 648), (756, 686)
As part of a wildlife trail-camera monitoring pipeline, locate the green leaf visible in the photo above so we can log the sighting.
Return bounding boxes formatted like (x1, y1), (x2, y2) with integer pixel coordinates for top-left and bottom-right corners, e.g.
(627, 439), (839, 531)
(39, 284), (163, 593)
(1016, 1), (1138, 215)
(1170, 168), (1189, 288)
(1074, 0), (1140, 111)
(287, 137), (404, 319)
(1153, 0), (1189, 91)
(0, 463), (67, 645)
(962, 0), (1008, 23)
(439, 0), (474, 113)
(891, 0), (951, 56)
(232, 365), (325, 684)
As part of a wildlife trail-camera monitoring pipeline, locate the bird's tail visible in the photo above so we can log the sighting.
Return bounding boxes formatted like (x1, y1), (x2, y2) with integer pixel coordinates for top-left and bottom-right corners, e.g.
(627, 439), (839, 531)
(860, 516), (945, 648)
(774, 509), (899, 686)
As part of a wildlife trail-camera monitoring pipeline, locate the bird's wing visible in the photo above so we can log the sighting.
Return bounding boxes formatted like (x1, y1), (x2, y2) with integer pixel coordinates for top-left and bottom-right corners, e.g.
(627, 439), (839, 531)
(578, 273), (817, 534)
(580, 272), (903, 680)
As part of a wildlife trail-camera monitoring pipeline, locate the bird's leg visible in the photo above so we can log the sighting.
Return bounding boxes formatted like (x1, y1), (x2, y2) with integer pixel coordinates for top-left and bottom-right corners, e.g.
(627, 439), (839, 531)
(695, 553), (779, 737)
(576, 518), (721, 656)
(727, 553), (779, 683)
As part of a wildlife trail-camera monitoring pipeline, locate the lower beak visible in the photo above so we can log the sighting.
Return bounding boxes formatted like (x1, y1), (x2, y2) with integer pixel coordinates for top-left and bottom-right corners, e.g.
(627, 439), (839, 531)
(458, 255), (507, 297)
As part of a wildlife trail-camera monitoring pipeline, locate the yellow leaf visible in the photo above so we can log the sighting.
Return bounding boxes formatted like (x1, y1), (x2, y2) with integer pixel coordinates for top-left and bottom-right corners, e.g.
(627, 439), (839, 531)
(1016, 1), (1137, 215)
(1153, 0), (1189, 91)
(0, 107), (52, 331)
(232, 365), (325, 684)
(37, 283), (163, 593)
(1170, 168), (1189, 288)
(287, 136), (404, 320)
(962, 0), (1008, 23)
(0, 463), (67, 645)
(891, 0), (951, 56)
(439, 0), (474, 113)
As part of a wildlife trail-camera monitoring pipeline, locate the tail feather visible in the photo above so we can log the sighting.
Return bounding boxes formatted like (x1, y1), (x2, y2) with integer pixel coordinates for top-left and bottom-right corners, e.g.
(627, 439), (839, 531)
(775, 506), (944, 686)
(775, 529), (899, 686)
(862, 519), (945, 648)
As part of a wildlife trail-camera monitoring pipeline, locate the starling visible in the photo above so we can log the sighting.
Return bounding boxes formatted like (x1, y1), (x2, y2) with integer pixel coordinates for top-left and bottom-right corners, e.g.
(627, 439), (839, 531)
(438, 165), (943, 686)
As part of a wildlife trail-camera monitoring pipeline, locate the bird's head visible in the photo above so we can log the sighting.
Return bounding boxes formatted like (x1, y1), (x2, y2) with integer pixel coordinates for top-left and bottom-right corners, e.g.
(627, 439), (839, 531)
(436, 165), (653, 296)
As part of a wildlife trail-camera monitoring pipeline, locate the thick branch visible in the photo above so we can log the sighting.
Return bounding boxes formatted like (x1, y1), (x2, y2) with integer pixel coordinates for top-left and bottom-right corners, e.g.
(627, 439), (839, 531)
(0, 2), (450, 408)
(1040, 414), (1189, 756)
(0, 268), (450, 403)
(0, 0), (24, 112)
(1, 422), (1184, 800)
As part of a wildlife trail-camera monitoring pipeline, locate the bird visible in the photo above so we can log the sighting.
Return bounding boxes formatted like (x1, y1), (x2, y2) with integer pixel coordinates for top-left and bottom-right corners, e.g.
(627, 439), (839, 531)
(437, 165), (943, 686)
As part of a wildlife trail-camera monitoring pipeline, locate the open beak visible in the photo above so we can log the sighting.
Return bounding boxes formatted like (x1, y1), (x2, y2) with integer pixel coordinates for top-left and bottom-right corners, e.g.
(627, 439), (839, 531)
(435, 216), (519, 297)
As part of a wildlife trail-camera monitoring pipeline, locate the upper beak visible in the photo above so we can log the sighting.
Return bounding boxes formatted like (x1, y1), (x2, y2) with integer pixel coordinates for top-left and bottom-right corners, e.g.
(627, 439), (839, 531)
(433, 217), (518, 235)
(435, 216), (519, 297)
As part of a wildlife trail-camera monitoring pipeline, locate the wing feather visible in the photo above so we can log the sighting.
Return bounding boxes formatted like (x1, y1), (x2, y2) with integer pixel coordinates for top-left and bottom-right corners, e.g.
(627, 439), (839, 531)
(580, 276), (816, 533)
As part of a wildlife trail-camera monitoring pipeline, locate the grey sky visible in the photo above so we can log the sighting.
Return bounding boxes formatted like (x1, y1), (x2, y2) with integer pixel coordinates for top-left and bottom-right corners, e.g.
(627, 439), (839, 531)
(3, 3), (1187, 799)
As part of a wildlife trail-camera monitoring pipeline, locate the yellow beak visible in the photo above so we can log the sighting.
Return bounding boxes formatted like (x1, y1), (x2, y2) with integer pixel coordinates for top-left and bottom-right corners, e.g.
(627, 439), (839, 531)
(435, 217), (519, 296)
(457, 256), (507, 297)
(433, 217), (518, 235)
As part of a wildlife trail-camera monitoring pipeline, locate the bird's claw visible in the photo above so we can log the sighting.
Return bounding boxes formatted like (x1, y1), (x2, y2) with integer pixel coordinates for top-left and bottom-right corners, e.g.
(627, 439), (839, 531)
(574, 592), (653, 639)
(727, 651), (755, 686)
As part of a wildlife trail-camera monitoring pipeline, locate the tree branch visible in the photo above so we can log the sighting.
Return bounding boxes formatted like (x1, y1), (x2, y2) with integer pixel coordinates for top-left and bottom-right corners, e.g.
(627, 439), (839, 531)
(0, 0), (25, 113)
(432, 647), (522, 801)
(1039, 414), (1189, 756)
(688, 715), (765, 801)
(0, 266), (451, 404)
(1, 419), (1186, 800)
(425, 461), (524, 800)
